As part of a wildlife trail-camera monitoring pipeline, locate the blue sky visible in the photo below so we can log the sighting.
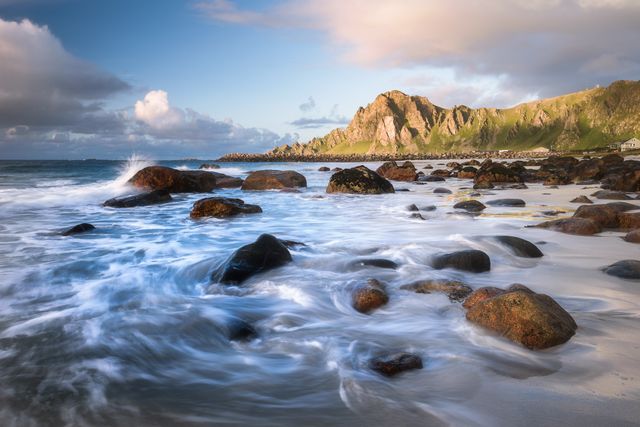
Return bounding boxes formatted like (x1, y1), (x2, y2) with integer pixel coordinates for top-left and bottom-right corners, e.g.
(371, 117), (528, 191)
(0, 0), (639, 159)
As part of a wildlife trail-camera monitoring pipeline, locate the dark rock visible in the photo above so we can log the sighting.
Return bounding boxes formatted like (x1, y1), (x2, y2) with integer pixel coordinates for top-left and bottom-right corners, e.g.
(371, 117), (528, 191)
(430, 169), (451, 177)
(420, 175), (446, 182)
(406, 204), (419, 212)
(376, 161), (418, 181)
(494, 236), (543, 258)
(349, 259), (399, 270)
(603, 260), (640, 280)
(401, 279), (472, 302)
(332, 167), (343, 172)
(318, 166), (331, 172)
(279, 239), (306, 248)
(434, 187), (452, 194)
(535, 218), (601, 235)
(465, 290), (577, 350)
(241, 170), (307, 190)
(423, 165), (434, 169)
(62, 223), (95, 236)
(474, 163), (523, 187)
(590, 190), (632, 200)
(369, 353), (423, 376)
(129, 166), (240, 192)
(352, 279), (389, 313)
(473, 181), (494, 189)
(214, 234), (292, 285)
(326, 166), (395, 194)
(624, 230), (640, 243)
(453, 200), (486, 212)
(457, 166), (478, 179)
(227, 319), (257, 341)
(190, 197), (262, 219)
(432, 250), (491, 273)
(486, 198), (526, 207)
(104, 189), (172, 208)
(410, 213), (425, 220)
(421, 205), (437, 211)
(570, 196), (593, 204)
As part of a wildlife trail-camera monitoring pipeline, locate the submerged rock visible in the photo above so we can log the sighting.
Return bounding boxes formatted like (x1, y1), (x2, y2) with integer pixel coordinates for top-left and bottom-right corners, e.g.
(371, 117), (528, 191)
(104, 189), (172, 208)
(494, 236), (543, 258)
(326, 166), (395, 194)
(213, 234), (292, 285)
(369, 352), (423, 376)
(603, 260), (640, 280)
(130, 166), (241, 192)
(349, 258), (399, 270)
(190, 197), (262, 219)
(401, 279), (472, 302)
(570, 195), (593, 204)
(535, 218), (601, 235)
(432, 250), (491, 273)
(453, 200), (486, 212)
(61, 223), (95, 236)
(486, 198), (526, 207)
(241, 170), (307, 190)
(351, 279), (389, 313)
(466, 290), (577, 350)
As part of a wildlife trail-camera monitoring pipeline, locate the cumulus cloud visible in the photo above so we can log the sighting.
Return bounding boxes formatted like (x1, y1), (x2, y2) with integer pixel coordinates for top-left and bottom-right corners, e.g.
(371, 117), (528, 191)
(200, 0), (640, 105)
(134, 90), (185, 130)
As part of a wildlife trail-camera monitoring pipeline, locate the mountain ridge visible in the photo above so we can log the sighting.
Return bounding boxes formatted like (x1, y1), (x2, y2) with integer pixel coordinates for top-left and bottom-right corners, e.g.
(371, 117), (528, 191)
(270, 80), (640, 156)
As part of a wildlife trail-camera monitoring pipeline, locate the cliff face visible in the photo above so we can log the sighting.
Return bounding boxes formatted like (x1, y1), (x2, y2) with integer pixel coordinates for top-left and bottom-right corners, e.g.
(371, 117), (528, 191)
(270, 80), (640, 155)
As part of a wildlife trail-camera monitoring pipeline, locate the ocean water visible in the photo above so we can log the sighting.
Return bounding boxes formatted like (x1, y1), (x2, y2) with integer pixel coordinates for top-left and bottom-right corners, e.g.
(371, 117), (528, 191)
(0, 157), (639, 427)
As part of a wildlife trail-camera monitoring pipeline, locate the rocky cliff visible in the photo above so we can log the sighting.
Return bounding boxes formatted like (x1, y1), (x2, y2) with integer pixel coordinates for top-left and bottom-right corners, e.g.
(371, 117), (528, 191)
(270, 80), (640, 155)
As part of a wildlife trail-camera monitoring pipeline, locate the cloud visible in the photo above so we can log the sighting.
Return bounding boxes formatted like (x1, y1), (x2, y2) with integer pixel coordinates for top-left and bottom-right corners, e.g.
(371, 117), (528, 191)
(200, 0), (640, 104)
(134, 90), (185, 130)
(298, 96), (316, 112)
(290, 104), (349, 129)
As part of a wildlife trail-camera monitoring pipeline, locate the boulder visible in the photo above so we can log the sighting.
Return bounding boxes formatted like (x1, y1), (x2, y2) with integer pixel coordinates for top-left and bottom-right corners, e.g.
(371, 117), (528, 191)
(190, 197), (262, 219)
(213, 234), (292, 284)
(434, 187), (452, 194)
(376, 161), (418, 181)
(318, 166), (330, 172)
(618, 212), (640, 230)
(465, 290), (577, 350)
(432, 250), (491, 273)
(430, 169), (451, 177)
(352, 279), (389, 313)
(104, 189), (172, 208)
(573, 204), (620, 228)
(326, 166), (395, 194)
(129, 166), (241, 192)
(486, 198), (526, 207)
(400, 279), (472, 302)
(457, 166), (478, 179)
(603, 260), (640, 280)
(453, 200), (486, 212)
(624, 229), (640, 243)
(590, 190), (631, 200)
(61, 223), (95, 236)
(535, 218), (601, 235)
(349, 258), (399, 270)
(463, 287), (506, 310)
(420, 175), (446, 182)
(494, 236), (543, 258)
(369, 353), (423, 376)
(406, 204), (419, 212)
(570, 196), (592, 204)
(410, 213), (425, 220)
(241, 170), (307, 190)
(474, 163), (523, 187)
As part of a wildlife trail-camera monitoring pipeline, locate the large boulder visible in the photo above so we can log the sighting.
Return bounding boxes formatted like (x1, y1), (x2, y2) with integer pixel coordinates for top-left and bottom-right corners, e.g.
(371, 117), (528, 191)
(603, 260), (640, 279)
(400, 279), (472, 302)
(129, 166), (242, 192)
(104, 189), (172, 208)
(241, 170), (307, 190)
(494, 236), (543, 258)
(369, 353), (423, 377)
(62, 223), (95, 236)
(190, 197), (262, 219)
(213, 234), (292, 284)
(432, 250), (491, 273)
(352, 279), (389, 313)
(326, 166), (395, 194)
(466, 290), (577, 349)
(376, 161), (418, 181)
(535, 218), (601, 235)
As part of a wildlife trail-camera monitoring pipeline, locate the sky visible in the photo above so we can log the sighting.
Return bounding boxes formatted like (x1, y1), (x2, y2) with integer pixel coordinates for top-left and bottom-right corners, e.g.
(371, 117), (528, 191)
(0, 0), (639, 160)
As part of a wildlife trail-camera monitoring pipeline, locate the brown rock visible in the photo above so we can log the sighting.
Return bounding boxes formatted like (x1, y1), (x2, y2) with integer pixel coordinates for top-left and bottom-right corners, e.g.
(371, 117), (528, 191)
(190, 197), (262, 219)
(369, 353), (423, 376)
(535, 218), (602, 235)
(129, 166), (236, 193)
(466, 290), (577, 349)
(352, 279), (389, 313)
(401, 279), (472, 302)
(618, 212), (640, 230)
(376, 161), (418, 181)
(573, 204), (620, 228)
(241, 170), (307, 190)
(590, 190), (631, 200)
(326, 166), (395, 194)
(463, 287), (506, 310)
(624, 229), (640, 243)
(570, 195), (592, 204)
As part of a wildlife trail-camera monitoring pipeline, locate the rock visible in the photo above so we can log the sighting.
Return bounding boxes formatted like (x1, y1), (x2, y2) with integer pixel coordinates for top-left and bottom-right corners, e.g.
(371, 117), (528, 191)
(457, 166), (478, 179)
(603, 260), (640, 280)
(421, 205), (437, 211)
(241, 170), (307, 190)
(473, 181), (495, 189)
(453, 200), (486, 212)
(318, 166), (331, 171)
(494, 236), (543, 258)
(506, 283), (534, 293)
(199, 163), (220, 169)
(590, 190), (631, 200)
(419, 175), (446, 182)
(279, 239), (306, 248)
(376, 161), (418, 181)
(535, 218), (601, 235)
(401, 279), (472, 302)
(430, 169), (451, 177)
(61, 223), (95, 236)
(104, 189), (172, 208)
(407, 204), (419, 212)
(570, 196), (593, 204)
(410, 213), (425, 220)
(432, 250), (491, 273)
(349, 259), (399, 270)
(465, 290), (577, 350)
(618, 212), (640, 230)
(474, 163), (523, 187)
(573, 204), (620, 228)
(463, 287), (506, 309)
(434, 187), (452, 194)
(624, 229), (640, 243)
(332, 167), (343, 172)
(129, 166), (240, 192)
(352, 279), (389, 313)
(424, 165), (433, 169)
(213, 234), (292, 285)
(326, 166), (395, 194)
(190, 197), (262, 219)
(486, 198), (526, 207)
(369, 353), (423, 377)
(227, 319), (257, 341)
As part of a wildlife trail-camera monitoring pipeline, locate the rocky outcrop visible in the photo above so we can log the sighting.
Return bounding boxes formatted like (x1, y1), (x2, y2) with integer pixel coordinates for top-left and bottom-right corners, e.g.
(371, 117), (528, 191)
(104, 189), (172, 208)
(326, 166), (395, 194)
(352, 279), (389, 313)
(241, 170), (307, 190)
(213, 234), (292, 285)
(432, 250), (491, 273)
(190, 197), (262, 219)
(129, 166), (242, 192)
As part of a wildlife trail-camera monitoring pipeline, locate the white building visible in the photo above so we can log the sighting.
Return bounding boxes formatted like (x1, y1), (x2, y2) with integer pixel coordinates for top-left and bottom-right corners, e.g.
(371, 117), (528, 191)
(621, 137), (640, 152)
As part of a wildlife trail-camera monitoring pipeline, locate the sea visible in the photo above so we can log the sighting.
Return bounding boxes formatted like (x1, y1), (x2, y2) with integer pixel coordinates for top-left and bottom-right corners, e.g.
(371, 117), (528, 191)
(0, 157), (639, 426)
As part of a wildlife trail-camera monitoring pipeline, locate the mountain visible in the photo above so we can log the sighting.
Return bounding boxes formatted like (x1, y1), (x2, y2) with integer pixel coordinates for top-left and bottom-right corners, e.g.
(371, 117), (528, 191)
(270, 80), (640, 155)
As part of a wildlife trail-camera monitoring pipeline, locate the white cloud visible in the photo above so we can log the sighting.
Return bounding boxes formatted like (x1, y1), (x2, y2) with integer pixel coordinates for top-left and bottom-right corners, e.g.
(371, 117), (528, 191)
(134, 90), (184, 130)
